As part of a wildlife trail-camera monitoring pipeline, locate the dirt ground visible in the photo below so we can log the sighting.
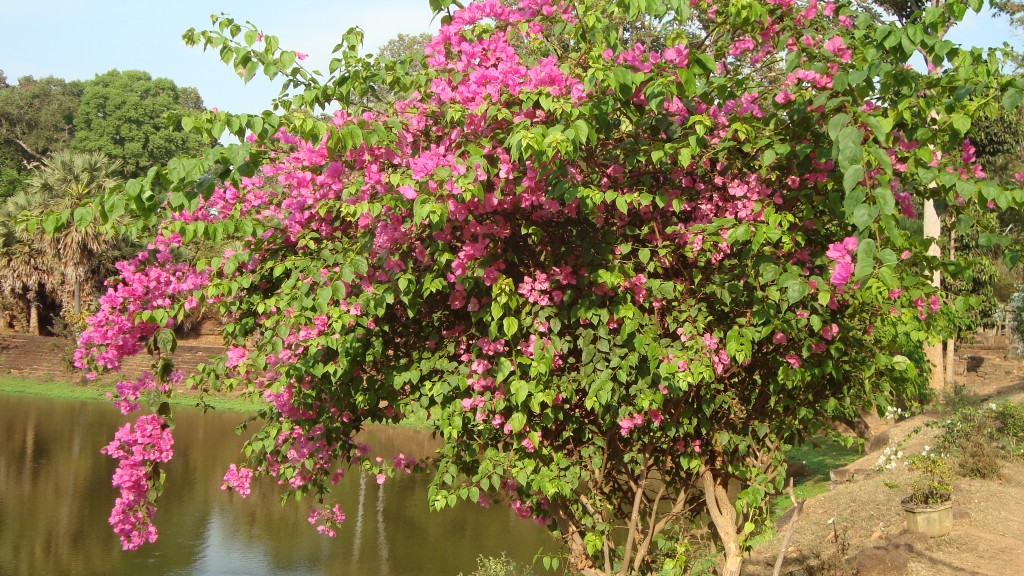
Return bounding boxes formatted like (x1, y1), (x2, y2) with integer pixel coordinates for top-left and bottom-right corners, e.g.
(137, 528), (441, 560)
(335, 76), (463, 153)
(744, 345), (1024, 576)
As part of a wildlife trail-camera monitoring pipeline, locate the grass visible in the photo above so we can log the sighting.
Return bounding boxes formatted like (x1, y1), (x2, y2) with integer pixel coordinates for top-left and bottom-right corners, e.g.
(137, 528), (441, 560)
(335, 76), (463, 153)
(0, 374), (262, 414)
(747, 435), (863, 547)
(772, 436), (864, 516)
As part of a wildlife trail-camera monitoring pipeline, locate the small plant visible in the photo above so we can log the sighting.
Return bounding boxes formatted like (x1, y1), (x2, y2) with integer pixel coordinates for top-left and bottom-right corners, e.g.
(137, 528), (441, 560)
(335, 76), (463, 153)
(931, 398), (1024, 479)
(456, 554), (535, 576)
(873, 444), (905, 472)
(939, 383), (979, 415)
(991, 400), (1024, 457)
(903, 452), (953, 507)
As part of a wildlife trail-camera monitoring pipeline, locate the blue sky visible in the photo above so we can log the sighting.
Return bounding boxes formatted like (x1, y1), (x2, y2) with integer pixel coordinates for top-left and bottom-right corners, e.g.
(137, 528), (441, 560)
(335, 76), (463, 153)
(0, 1), (1020, 114)
(1, 0), (439, 113)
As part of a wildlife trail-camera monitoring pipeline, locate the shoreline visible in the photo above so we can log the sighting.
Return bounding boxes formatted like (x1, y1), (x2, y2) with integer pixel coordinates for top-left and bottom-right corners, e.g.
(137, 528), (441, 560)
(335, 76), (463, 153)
(0, 374), (262, 414)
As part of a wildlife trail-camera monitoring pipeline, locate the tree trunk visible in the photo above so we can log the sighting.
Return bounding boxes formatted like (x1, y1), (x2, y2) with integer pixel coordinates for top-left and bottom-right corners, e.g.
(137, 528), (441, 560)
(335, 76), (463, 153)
(28, 298), (39, 336)
(73, 279), (81, 316)
(923, 198), (943, 390)
(945, 230), (956, 385)
(701, 468), (744, 576)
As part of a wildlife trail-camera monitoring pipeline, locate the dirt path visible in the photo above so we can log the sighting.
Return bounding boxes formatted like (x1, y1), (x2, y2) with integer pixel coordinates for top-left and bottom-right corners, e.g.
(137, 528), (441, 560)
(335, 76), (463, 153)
(745, 366), (1024, 576)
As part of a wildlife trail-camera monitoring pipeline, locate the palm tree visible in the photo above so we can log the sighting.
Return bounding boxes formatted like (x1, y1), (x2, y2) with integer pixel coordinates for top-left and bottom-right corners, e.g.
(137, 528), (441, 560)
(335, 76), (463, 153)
(0, 151), (123, 334)
(23, 150), (123, 317)
(0, 191), (59, 334)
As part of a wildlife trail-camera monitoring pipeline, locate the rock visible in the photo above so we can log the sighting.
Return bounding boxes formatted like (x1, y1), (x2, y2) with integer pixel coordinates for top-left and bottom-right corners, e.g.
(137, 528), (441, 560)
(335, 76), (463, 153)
(849, 544), (911, 576)
(867, 430), (891, 453)
(830, 467), (855, 483)
(829, 467), (875, 484)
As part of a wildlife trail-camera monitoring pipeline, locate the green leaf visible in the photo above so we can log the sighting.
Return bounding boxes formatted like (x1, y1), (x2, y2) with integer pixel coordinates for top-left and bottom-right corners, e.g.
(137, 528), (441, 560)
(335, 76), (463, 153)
(1003, 87), (1024, 112)
(827, 113), (851, 139)
(73, 207), (93, 229)
(950, 113), (971, 136)
(843, 164), (864, 194)
(727, 225), (750, 245)
(508, 412), (527, 433)
(853, 238), (876, 282)
(502, 317), (519, 338)
(280, 50), (297, 70)
(780, 275), (807, 304)
(851, 204), (878, 230)
(836, 126), (863, 171)
(872, 187), (895, 215)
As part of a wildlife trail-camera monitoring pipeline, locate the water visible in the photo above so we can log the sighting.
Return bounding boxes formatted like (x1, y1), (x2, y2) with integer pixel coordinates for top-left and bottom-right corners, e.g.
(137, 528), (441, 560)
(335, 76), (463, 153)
(0, 393), (554, 576)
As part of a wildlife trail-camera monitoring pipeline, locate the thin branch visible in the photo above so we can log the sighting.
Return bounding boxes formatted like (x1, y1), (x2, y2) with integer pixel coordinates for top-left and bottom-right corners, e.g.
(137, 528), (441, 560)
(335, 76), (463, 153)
(773, 477), (805, 576)
(619, 462), (649, 576)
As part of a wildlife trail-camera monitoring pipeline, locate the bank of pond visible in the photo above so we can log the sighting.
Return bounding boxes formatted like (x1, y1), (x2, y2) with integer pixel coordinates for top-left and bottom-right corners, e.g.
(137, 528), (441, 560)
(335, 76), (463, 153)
(0, 391), (554, 576)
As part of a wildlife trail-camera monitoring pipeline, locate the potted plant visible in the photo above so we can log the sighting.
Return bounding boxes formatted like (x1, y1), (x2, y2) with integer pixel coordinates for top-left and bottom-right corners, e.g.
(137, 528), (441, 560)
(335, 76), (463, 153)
(901, 452), (954, 537)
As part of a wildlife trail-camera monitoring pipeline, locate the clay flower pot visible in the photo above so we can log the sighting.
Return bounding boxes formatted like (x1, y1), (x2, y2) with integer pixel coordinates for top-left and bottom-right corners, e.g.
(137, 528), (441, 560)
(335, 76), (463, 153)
(901, 497), (953, 537)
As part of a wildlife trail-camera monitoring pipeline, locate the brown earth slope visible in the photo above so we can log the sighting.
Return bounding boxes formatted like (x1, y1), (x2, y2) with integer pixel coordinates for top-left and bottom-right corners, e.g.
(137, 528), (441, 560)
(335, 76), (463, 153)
(746, 336), (1024, 576)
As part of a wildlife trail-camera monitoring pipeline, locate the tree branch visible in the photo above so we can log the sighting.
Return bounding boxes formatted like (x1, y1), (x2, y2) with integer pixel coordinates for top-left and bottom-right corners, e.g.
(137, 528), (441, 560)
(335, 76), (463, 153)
(773, 478), (805, 576)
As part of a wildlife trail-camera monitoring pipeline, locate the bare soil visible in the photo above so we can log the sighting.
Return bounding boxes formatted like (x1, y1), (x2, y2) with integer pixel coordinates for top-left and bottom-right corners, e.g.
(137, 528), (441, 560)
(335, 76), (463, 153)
(744, 339), (1024, 576)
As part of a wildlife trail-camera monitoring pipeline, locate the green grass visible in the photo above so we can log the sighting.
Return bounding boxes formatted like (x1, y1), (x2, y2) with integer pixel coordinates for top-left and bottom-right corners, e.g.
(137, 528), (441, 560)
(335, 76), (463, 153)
(772, 436), (864, 516)
(0, 374), (262, 414)
(748, 436), (864, 547)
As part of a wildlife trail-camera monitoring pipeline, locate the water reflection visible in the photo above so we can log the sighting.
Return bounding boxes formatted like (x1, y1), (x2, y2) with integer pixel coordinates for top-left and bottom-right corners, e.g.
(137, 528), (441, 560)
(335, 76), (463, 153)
(0, 392), (555, 576)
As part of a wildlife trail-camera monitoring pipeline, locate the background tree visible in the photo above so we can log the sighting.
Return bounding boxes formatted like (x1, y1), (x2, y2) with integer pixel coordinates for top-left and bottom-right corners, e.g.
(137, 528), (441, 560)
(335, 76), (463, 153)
(0, 72), (83, 202)
(23, 150), (124, 317)
(0, 192), (59, 334)
(0, 73), (83, 167)
(71, 70), (208, 178)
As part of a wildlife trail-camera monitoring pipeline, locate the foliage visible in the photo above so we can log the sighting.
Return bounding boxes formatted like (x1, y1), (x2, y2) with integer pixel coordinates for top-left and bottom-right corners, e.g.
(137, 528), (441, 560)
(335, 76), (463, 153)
(74, 0), (1024, 574)
(0, 73), (83, 166)
(0, 151), (125, 334)
(1010, 285), (1024, 346)
(903, 452), (954, 506)
(456, 554), (537, 576)
(71, 70), (208, 178)
(933, 394), (1024, 478)
(370, 32), (435, 108)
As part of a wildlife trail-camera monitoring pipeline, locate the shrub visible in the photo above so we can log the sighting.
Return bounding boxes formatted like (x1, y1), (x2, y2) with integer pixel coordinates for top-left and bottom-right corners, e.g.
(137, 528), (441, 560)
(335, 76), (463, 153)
(933, 398), (1024, 478)
(904, 452), (954, 506)
(456, 554), (535, 576)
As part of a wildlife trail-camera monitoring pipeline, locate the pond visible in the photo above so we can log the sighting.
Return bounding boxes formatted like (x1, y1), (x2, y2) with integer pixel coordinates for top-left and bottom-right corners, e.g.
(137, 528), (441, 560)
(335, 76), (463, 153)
(0, 392), (555, 575)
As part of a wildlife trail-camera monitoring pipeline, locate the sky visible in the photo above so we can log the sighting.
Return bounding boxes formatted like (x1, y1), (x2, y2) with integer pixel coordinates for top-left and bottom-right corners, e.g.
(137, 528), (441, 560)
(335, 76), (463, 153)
(0, 0), (440, 114)
(0, 1), (1021, 115)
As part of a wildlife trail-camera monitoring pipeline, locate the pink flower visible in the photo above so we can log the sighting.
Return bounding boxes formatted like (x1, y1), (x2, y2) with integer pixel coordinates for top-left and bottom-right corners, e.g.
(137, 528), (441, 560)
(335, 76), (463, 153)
(825, 236), (858, 287)
(823, 36), (852, 62)
(375, 473), (386, 485)
(785, 354), (802, 368)
(772, 331), (788, 345)
(308, 505), (345, 537)
(225, 346), (248, 368)
(221, 464), (254, 497)
(398, 185), (418, 200)
(821, 324), (839, 341)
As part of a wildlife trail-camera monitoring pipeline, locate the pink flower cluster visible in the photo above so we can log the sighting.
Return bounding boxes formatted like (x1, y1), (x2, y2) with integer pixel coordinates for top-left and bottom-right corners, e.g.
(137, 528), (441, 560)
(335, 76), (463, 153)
(825, 236), (858, 287)
(100, 414), (174, 550)
(221, 464), (254, 497)
(75, 237), (209, 373)
(109, 371), (174, 414)
(308, 504), (346, 537)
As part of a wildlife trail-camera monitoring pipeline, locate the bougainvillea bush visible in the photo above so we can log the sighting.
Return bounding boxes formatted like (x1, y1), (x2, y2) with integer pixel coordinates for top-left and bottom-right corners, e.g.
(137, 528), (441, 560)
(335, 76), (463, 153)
(76, 0), (1024, 574)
